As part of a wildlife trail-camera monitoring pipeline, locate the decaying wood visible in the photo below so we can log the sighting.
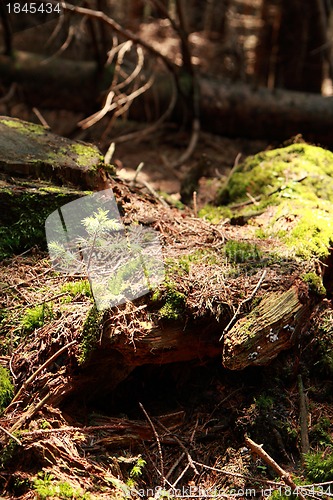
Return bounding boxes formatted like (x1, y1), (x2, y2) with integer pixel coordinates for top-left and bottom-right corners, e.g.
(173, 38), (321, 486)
(222, 285), (312, 370)
(0, 116), (108, 189)
(1, 121), (332, 496)
(1, 118), (326, 411)
(8, 340), (77, 410)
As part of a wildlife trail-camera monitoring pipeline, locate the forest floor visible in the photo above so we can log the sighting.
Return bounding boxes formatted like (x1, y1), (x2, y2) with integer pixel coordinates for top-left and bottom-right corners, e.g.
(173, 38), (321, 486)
(0, 112), (333, 498)
(0, 14), (332, 497)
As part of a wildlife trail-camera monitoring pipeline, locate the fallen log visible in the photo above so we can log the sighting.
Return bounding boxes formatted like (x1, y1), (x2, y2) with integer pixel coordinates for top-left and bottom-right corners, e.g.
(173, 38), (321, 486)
(1, 51), (333, 144)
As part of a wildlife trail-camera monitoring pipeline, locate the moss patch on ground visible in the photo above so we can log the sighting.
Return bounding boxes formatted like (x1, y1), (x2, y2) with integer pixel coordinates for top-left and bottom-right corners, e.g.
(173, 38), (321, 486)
(214, 144), (333, 259)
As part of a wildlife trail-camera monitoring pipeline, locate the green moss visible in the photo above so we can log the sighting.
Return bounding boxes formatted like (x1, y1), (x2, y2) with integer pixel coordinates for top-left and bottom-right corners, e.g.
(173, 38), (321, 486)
(69, 143), (104, 169)
(178, 249), (219, 270)
(254, 394), (274, 412)
(308, 310), (333, 376)
(0, 188), (83, 259)
(274, 202), (333, 258)
(218, 144), (333, 204)
(79, 306), (103, 363)
(198, 204), (233, 223)
(0, 366), (14, 414)
(225, 240), (262, 264)
(20, 303), (54, 334)
(0, 438), (18, 469)
(302, 272), (326, 297)
(1, 118), (45, 135)
(158, 286), (186, 321)
(60, 280), (92, 301)
(216, 144), (333, 259)
(309, 417), (332, 447)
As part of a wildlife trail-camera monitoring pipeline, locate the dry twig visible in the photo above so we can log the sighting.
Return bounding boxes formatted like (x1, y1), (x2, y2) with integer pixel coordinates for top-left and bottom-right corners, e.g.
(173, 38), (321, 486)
(245, 435), (307, 500)
(298, 374), (310, 457)
(139, 402), (166, 487)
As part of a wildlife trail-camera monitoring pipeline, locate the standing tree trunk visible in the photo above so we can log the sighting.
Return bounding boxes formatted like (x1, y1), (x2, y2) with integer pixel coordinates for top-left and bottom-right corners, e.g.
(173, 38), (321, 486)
(255, 0), (330, 93)
(275, 0), (328, 92)
(254, 0), (282, 88)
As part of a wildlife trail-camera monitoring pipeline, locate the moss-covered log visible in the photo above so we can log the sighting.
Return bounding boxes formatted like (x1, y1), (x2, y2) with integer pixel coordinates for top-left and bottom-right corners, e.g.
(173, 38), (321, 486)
(0, 116), (115, 258)
(0, 116), (110, 189)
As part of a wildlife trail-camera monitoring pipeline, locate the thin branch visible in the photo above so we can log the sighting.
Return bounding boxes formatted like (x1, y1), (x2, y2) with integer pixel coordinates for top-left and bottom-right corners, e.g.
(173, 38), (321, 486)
(0, 425), (22, 445)
(45, 0), (67, 48)
(170, 117), (200, 168)
(110, 77), (177, 144)
(155, 419), (199, 476)
(139, 402), (166, 487)
(32, 108), (50, 129)
(245, 435), (307, 500)
(298, 374), (310, 458)
(41, 24), (76, 64)
(51, 1), (177, 76)
(78, 90), (115, 129)
(0, 83), (17, 104)
(10, 392), (54, 433)
(104, 142), (115, 164)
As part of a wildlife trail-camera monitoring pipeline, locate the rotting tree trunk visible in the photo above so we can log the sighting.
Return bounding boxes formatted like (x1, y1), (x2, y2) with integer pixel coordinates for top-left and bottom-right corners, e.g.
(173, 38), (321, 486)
(0, 116), (109, 189)
(2, 51), (333, 145)
(222, 285), (311, 370)
(68, 142), (333, 401)
(0, 115), (111, 257)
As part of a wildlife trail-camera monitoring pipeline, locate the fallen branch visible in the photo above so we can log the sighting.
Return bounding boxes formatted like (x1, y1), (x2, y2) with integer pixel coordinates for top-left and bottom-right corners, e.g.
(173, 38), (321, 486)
(155, 418), (199, 476)
(0, 424), (22, 445)
(139, 402), (166, 487)
(245, 435), (307, 500)
(53, 1), (177, 76)
(10, 392), (54, 433)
